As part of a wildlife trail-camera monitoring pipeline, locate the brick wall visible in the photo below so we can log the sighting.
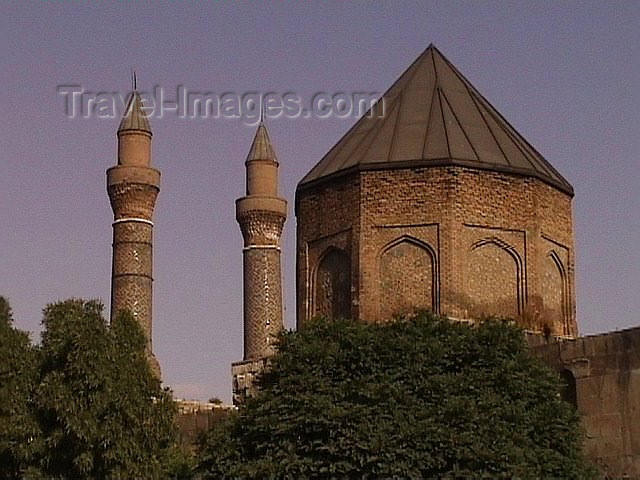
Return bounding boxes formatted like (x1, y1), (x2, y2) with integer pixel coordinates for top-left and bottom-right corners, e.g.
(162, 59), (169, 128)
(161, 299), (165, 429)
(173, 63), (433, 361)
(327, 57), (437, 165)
(315, 248), (352, 319)
(296, 174), (360, 325)
(296, 166), (576, 336)
(379, 239), (435, 320)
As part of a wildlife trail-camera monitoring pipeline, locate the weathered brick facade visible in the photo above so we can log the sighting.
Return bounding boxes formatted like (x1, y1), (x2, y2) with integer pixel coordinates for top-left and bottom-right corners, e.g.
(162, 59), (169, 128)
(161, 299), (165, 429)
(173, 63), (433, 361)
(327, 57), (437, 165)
(296, 166), (576, 337)
(295, 45), (577, 338)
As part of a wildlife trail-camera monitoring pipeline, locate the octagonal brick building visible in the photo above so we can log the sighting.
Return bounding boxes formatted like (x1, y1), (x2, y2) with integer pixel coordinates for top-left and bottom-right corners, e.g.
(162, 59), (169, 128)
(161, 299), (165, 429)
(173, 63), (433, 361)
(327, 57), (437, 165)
(295, 45), (576, 337)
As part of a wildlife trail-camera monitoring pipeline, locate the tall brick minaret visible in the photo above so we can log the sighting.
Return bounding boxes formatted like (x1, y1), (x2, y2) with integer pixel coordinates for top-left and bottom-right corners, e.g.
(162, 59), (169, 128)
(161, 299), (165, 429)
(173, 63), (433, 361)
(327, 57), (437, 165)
(107, 90), (161, 377)
(232, 121), (287, 403)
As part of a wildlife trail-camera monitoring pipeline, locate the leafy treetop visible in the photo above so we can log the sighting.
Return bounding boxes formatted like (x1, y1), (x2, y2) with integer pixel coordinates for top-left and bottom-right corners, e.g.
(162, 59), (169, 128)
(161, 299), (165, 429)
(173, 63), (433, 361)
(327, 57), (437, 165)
(198, 312), (596, 479)
(0, 298), (185, 479)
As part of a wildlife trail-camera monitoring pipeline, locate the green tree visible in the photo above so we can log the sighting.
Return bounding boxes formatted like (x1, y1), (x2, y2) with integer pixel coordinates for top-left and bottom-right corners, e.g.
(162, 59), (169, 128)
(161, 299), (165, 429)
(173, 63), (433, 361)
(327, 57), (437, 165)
(198, 312), (596, 479)
(33, 299), (179, 478)
(0, 297), (40, 478)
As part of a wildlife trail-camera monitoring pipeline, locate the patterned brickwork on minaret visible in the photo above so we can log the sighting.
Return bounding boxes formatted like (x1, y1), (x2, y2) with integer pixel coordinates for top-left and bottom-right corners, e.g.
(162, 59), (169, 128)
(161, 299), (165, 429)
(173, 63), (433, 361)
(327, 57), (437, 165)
(239, 211), (286, 359)
(107, 91), (161, 377)
(232, 122), (287, 403)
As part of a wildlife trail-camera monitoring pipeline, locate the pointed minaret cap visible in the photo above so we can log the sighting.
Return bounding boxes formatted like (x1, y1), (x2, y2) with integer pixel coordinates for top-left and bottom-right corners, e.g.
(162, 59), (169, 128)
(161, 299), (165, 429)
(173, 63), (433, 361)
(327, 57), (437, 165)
(118, 91), (152, 135)
(246, 122), (277, 164)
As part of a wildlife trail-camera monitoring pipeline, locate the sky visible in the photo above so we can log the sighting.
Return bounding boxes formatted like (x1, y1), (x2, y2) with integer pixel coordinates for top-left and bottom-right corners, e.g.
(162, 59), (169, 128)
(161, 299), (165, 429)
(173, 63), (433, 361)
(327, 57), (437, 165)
(1, 1), (638, 403)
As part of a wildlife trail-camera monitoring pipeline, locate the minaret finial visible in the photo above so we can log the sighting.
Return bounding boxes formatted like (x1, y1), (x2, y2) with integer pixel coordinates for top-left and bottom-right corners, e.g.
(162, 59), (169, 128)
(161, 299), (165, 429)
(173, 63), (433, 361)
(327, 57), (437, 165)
(245, 119), (277, 164)
(118, 72), (151, 134)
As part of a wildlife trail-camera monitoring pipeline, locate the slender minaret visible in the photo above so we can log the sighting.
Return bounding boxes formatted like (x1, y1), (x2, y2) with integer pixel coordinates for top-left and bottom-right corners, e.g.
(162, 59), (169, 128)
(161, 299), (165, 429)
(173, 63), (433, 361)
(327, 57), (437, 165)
(232, 121), (287, 403)
(107, 89), (161, 377)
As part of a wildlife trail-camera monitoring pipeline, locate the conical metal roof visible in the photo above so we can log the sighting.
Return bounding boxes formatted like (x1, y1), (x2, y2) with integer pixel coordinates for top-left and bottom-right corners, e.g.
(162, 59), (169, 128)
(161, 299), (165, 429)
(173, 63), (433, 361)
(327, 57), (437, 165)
(118, 91), (152, 134)
(246, 121), (278, 164)
(298, 45), (573, 196)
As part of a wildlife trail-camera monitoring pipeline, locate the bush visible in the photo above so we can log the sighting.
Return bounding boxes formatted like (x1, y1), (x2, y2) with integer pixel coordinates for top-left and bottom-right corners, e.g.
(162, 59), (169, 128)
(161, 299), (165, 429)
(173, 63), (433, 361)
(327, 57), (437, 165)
(198, 312), (596, 479)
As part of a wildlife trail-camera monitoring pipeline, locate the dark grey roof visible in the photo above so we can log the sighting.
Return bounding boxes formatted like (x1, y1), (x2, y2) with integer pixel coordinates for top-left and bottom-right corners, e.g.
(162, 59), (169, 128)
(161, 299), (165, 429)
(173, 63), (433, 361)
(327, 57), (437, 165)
(298, 45), (573, 196)
(118, 91), (152, 134)
(246, 122), (277, 163)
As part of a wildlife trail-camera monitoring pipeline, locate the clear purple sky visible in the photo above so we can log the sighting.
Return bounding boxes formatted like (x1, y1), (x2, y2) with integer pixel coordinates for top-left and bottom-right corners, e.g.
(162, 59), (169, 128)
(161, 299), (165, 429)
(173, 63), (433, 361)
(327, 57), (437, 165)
(1, 2), (638, 403)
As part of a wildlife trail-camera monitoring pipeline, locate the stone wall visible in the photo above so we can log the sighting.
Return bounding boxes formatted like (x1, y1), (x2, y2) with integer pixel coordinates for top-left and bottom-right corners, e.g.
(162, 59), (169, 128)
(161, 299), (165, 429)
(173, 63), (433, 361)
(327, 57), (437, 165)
(176, 401), (235, 449)
(531, 327), (640, 477)
(296, 166), (576, 336)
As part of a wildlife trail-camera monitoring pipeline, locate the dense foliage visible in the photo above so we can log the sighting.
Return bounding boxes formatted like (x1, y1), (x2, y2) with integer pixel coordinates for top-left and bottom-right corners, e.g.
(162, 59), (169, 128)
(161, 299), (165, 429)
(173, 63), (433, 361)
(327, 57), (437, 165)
(198, 312), (595, 479)
(0, 298), (39, 478)
(0, 298), (182, 478)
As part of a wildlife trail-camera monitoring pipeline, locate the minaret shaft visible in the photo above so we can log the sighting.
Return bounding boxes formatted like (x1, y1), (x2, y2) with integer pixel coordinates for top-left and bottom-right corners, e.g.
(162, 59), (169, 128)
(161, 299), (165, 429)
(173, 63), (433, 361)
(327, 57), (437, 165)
(242, 249), (282, 358)
(107, 182), (158, 341)
(238, 209), (286, 360)
(107, 92), (161, 377)
(232, 123), (287, 403)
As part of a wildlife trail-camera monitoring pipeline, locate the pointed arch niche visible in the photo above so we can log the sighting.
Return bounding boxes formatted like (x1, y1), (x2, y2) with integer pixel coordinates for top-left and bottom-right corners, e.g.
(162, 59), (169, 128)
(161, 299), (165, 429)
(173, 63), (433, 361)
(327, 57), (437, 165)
(379, 236), (436, 320)
(543, 250), (569, 335)
(465, 237), (523, 318)
(313, 247), (352, 319)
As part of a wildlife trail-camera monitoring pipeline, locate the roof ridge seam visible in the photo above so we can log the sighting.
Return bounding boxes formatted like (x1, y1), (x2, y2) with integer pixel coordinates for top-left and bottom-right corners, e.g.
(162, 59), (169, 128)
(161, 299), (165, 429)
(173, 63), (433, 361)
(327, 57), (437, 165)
(468, 91), (512, 167)
(335, 113), (381, 172)
(440, 89), (480, 162)
(387, 51), (426, 162)
(357, 102), (396, 166)
(386, 91), (404, 163)
(436, 89), (452, 160)
(421, 77), (439, 159)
